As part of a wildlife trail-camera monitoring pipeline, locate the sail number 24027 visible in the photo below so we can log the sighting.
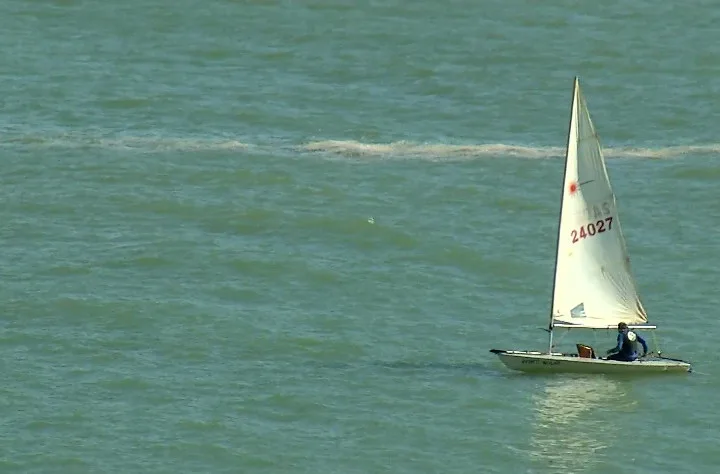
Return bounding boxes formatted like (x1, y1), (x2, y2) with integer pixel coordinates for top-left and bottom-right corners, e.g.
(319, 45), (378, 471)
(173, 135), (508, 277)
(571, 217), (613, 243)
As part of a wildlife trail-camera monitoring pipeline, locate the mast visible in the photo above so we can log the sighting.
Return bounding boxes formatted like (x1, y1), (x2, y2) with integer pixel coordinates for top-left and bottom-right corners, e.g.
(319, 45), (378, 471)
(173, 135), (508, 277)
(547, 76), (579, 354)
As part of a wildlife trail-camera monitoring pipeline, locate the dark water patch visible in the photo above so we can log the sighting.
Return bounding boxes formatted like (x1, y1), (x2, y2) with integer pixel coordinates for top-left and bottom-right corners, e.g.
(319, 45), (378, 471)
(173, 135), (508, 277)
(306, 359), (503, 378)
(283, 336), (368, 360)
(175, 419), (228, 432)
(101, 254), (177, 270)
(374, 360), (503, 377)
(97, 376), (153, 391)
(668, 166), (720, 180)
(208, 285), (265, 304)
(292, 214), (420, 250)
(97, 98), (154, 109)
(198, 207), (287, 238)
(494, 196), (547, 213)
(41, 264), (94, 276)
(226, 256), (309, 279)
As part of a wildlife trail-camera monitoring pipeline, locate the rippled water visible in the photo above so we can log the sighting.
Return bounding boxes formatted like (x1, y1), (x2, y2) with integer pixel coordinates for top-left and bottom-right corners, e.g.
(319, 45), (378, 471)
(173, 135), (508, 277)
(2, 0), (720, 473)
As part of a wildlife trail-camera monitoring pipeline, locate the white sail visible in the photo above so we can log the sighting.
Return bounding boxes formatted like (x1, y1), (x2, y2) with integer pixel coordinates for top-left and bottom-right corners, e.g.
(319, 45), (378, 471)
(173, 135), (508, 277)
(551, 78), (648, 329)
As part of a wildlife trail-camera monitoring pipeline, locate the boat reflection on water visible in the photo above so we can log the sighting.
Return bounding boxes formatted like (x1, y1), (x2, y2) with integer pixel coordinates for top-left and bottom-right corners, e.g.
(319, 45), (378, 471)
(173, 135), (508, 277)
(529, 375), (633, 472)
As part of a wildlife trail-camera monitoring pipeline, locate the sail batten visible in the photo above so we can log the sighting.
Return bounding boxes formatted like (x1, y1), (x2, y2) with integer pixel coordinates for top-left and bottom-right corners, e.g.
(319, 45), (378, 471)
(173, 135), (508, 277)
(550, 78), (648, 330)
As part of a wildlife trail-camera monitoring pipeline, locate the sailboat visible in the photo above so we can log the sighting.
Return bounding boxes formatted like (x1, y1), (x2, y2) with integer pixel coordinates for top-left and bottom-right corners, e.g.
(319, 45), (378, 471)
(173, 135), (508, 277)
(490, 77), (692, 374)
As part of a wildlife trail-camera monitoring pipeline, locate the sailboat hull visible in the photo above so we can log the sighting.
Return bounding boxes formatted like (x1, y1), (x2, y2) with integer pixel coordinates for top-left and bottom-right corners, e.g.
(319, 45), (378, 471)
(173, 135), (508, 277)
(490, 350), (691, 374)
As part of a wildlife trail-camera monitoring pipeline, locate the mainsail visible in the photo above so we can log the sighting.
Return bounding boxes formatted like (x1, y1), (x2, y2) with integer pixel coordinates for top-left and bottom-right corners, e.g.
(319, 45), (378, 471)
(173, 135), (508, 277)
(550, 78), (648, 329)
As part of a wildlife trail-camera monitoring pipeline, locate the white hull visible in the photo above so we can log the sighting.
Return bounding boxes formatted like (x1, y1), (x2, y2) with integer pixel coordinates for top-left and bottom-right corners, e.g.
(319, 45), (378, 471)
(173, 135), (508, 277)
(490, 350), (691, 374)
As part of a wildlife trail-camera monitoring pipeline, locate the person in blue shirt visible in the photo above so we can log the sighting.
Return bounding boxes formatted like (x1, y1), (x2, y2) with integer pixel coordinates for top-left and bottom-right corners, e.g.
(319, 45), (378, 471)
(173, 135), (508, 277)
(606, 322), (648, 362)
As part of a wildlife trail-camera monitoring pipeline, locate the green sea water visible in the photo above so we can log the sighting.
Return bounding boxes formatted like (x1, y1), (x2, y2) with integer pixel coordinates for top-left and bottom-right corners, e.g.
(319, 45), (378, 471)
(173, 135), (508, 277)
(2, 1), (720, 473)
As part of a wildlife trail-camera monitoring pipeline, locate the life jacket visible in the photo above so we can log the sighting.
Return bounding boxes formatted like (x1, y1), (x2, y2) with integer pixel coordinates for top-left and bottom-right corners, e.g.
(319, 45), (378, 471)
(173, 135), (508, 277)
(621, 331), (638, 356)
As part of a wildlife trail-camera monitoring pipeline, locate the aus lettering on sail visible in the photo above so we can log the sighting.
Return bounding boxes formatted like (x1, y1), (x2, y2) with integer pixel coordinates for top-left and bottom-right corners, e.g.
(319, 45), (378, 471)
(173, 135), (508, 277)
(571, 201), (614, 244)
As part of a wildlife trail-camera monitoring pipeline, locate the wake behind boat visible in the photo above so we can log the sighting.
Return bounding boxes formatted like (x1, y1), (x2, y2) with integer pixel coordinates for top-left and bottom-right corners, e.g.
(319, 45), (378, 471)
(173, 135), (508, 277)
(490, 77), (691, 374)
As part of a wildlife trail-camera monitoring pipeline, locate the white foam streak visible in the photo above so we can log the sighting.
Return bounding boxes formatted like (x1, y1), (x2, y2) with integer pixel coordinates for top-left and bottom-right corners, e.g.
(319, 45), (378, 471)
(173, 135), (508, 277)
(1, 133), (249, 152)
(4, 132), (719, 159)
(302, 140), (562, 159)
(302, 140), (720, 160)
(604, 145), (720, 158)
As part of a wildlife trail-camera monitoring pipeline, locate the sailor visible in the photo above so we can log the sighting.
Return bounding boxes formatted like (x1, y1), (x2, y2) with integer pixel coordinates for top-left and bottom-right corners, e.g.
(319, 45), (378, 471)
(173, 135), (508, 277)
(606, 322), (648, 361)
